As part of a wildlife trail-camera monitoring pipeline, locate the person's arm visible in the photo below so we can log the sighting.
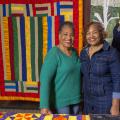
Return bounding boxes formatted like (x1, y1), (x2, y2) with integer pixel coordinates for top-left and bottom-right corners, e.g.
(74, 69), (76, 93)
(109, 49), (120, 115)
(40, 48), (58, 114)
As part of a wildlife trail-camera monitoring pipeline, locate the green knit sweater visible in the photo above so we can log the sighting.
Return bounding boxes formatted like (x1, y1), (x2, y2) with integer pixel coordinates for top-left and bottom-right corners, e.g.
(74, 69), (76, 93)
(40, 46), (81, 109)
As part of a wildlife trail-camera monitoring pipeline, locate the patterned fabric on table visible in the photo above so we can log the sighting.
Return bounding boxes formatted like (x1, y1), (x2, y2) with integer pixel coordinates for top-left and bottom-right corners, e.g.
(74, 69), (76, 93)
(1, 112), (90, 120)
(0, 0), (83, 101)
(0, 112), (5, 119)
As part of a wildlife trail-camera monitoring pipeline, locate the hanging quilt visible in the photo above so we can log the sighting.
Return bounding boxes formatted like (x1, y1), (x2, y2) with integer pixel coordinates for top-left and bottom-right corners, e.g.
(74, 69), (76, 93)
(0, 0), (83, 101)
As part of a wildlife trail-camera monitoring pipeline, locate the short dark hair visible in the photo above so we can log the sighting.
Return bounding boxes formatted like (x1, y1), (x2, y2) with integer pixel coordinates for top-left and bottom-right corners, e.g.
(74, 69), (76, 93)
(59, 21), (75, 35)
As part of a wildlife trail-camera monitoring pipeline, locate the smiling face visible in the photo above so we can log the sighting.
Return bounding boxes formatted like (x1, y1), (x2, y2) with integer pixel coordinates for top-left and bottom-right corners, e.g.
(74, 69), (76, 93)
(85, 22), (106, 47)
(59, 26), (74, 48)
(86, 25), (101, 46)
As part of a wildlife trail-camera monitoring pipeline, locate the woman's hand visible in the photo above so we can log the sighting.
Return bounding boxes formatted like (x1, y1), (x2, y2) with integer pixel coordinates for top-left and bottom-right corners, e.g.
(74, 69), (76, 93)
(110, 105), (120, 115)
(40, 108), (52, 115)
(110, 99), (120, 115)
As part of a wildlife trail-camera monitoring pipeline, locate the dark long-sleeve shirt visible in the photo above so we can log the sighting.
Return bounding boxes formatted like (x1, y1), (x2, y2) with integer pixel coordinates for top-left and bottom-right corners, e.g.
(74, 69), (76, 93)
(80, 40), (120, 98)
(112, 25), (120, 52)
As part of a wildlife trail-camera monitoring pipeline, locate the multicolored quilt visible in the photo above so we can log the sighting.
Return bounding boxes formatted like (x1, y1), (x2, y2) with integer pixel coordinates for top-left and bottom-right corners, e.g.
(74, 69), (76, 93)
(0, 0), (83, 101)
(0, 112), (90, 120)
(1, 112), (120, 120)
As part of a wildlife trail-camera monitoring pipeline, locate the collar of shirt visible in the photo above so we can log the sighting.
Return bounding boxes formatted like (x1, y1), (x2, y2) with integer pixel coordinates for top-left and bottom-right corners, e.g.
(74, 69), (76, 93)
(84, 40), (110, 53)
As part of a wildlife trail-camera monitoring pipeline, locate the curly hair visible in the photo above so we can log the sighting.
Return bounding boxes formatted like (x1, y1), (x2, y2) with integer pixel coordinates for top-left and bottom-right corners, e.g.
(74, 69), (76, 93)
(85, 21), (107, 41)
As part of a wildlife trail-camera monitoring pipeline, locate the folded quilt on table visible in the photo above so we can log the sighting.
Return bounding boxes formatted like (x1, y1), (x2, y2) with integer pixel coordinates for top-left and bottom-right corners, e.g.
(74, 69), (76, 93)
(1, 112), (119, 120)
(0, 112), (90, 120)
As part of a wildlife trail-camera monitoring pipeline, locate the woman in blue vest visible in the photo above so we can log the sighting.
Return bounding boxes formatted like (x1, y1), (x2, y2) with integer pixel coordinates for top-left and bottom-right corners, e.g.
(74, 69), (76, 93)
(80, 22), (120, 115)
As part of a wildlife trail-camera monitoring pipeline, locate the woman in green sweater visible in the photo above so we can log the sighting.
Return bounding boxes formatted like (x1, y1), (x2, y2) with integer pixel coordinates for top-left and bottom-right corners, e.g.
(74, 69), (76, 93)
(40, 21), (81, 115)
